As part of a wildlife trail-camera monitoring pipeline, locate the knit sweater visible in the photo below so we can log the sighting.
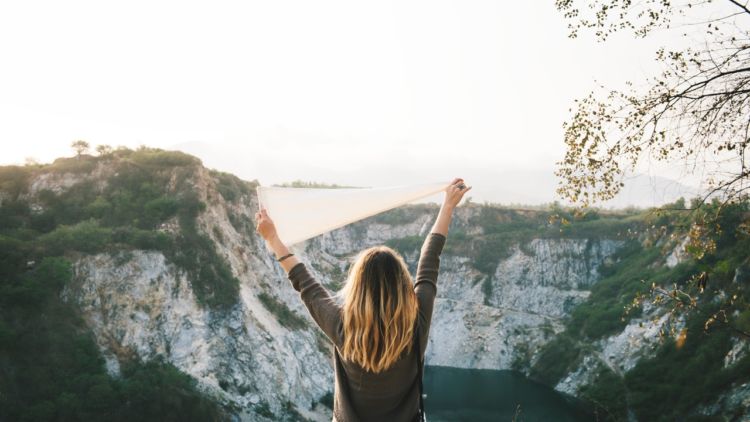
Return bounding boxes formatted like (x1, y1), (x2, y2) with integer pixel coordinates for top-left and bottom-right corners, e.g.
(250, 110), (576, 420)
(286, 232), (447, 422)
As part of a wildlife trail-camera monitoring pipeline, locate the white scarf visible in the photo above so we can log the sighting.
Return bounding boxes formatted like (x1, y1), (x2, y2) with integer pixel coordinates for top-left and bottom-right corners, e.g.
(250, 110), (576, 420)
(256, 181), (449, 245)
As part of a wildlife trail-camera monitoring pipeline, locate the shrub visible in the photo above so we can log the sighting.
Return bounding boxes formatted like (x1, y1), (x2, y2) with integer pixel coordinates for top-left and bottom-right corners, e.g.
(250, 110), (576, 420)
(0, 166), (32, 199)
(129, 148), (201, 167)
(254, 400), (275, 418)
(0, 257), (72, 308)
(578, 367), (628, 421)
(481, 277), (493, 305)
(210, 169), (254, 202)
(371, 208), (419, 225)
(112, 228), (172, 250)
(530, 334), (582, 385)
(48, 156), (98, 174)
(257, 292), (308, 330)
(385, 235), (423, 256)
(143, 197), (180, 224)
(318, 391), (334, 410)
(164, 193), (240, 309)
(38, 219), (112, 255)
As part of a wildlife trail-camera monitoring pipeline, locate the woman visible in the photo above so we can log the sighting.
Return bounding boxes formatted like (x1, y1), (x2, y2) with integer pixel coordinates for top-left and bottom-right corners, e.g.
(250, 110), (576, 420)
(254, 178), (471, 422)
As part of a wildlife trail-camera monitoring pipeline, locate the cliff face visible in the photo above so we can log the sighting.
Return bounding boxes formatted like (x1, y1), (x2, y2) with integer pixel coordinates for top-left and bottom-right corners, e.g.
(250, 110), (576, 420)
(305, 224), (623, 371)
(55, 163), (622, 420)
(23, 160), (745, 420)
(428, 238), (621, 370)
(42, 163), (333, 421)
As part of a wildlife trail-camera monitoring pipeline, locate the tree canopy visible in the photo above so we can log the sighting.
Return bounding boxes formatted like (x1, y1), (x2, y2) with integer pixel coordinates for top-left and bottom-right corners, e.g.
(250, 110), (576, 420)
(70, 140), (90, 157)
(555, 0), (750, 208)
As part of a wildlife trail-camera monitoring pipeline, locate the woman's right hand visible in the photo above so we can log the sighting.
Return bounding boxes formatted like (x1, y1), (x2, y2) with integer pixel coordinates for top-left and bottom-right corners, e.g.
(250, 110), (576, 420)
(443, 178), (471, 209)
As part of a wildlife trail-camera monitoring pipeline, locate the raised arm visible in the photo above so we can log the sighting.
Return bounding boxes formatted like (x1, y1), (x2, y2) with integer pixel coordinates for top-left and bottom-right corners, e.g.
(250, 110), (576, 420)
(414, 178), (471, 356)
(256, 208), (300, 273)
(431, 178), (470, 235)
(255, 207), (342, 346)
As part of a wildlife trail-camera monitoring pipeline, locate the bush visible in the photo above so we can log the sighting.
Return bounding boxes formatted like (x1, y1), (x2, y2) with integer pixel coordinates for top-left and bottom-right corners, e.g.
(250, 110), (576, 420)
(0, 200), (32, 232)
(578, 367), (628, 422)
(530, 334), (582, 385)
(48, 156), (98, 174)
(129, 148), (201, 167)
(624, 310), (737, 421)
(371, 208), (420, 225)
(257, 292), (308, 330)
(0, 235), (29, 279)
(481, 277), (493, 305)
(210, 169), (255, 202)
(115, 358), (226, 422)
(568, 243), (663, 339)
(0, 257), (72, 308)
(385, 235), (423, 256)
(474, 233), (518, 274)
(254, 400), (275, 418)
(0, 166), (32, 199)
(318, 391), (334, 410)
(162, 193), (240, 309)
(112, 228), (172, 250)
(0, 250), (227, 422)
(38, 219), (112, 256)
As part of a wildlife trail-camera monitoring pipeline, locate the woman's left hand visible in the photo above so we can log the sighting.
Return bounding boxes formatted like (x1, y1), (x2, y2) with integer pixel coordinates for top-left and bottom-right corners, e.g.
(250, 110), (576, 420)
(254, 208), (278, 241)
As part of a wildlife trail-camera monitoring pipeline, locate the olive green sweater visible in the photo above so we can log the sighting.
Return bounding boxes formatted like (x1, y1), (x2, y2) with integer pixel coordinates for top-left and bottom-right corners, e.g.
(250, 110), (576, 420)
(286, 232), (446, 422)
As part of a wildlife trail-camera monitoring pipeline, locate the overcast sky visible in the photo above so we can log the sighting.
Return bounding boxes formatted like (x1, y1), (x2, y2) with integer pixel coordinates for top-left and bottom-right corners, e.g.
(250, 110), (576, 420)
(1, 0), (727, 205)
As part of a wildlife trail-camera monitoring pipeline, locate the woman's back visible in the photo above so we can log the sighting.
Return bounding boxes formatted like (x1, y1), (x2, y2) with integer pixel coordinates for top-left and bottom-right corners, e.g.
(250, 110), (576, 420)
(286, 232), (447, 422)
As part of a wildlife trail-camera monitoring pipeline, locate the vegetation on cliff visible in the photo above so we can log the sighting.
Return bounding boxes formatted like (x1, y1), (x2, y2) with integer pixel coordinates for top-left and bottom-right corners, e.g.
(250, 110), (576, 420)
(377, 198), (750, 420)
(1, 146), (748, 420)
(530, 201), (750, 421)
(0, 146), (252, 421)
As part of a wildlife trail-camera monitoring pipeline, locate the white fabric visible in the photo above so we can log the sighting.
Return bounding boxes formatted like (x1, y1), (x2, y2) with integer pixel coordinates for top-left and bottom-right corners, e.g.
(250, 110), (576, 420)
(256, 181), (450, 245)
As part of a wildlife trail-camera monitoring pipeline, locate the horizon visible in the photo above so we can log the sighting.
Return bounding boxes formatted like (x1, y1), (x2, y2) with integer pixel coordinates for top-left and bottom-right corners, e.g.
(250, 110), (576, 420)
(6, 144), (703, 211)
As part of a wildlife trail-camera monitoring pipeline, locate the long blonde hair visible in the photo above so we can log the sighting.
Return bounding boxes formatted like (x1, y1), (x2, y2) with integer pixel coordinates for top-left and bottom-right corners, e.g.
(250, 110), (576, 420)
(336, 245), (419, 373)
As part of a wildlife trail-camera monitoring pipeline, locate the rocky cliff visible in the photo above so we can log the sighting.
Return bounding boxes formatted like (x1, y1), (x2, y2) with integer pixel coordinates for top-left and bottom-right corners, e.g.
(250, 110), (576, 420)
(44, 160), (627, 420)
(6, 150), (747, 421)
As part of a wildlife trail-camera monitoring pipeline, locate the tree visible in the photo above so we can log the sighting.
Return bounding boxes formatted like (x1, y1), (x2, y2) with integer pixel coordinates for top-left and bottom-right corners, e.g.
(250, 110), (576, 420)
(553, 0), (750, 357)
(71, 140), (90, 158)
(95, 144), (113, 156)
(554, 0), (750, 209)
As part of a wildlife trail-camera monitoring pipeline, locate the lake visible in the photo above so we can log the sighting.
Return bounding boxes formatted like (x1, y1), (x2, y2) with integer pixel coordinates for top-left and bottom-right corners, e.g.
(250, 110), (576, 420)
(423, 365), (595, 422)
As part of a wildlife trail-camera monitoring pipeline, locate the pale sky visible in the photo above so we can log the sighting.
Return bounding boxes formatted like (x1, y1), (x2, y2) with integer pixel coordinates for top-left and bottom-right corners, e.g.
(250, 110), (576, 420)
(0, 0), (725, 206)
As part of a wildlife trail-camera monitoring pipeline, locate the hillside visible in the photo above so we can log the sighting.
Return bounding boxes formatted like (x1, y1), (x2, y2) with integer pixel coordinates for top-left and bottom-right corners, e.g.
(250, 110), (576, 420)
(0, 146), (748, 421)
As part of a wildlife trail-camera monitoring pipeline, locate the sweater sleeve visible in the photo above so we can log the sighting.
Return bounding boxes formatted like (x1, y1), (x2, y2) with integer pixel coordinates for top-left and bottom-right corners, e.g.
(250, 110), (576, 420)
(287, 262), (343, 348)
(414, 232), (446, 357)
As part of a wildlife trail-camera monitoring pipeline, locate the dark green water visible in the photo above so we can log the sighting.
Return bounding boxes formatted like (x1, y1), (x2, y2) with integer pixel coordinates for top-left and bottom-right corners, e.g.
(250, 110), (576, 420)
(423, 366), (595, 422)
